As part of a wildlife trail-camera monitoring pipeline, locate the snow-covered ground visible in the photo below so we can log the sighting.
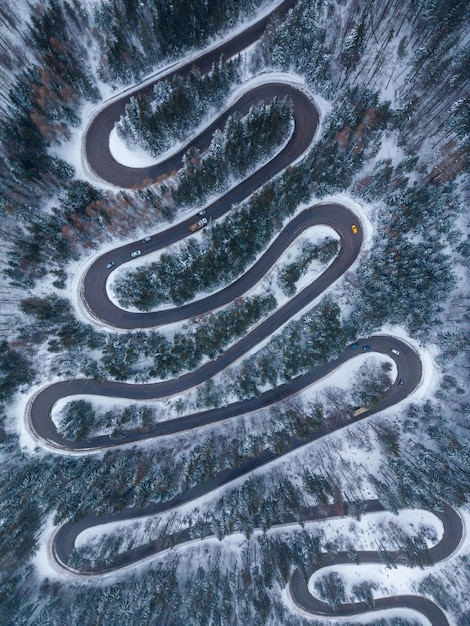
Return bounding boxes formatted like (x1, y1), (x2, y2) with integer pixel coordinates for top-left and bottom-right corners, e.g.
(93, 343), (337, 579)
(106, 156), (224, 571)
(106, 225), (339, 313)
(53, 0), (299, 187)
(69, 192), (370, 336)
(32, 500), (468, 626)
(108, 71), (318, 170)
(7, 2), (469, 623)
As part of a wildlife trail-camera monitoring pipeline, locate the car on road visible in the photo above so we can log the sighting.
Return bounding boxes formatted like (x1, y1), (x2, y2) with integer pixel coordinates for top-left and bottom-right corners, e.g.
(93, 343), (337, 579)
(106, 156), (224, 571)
(362, 345), (371, 351)
(349, 342), (359, 349)
(142, 236), (151, 243)
(198, 209), (206, 216)
(106, 261), (116, 269)
(189, 217), (208, 233)
(352, 406), (368, 417)
(130, 250), (142, 258)
(398, 378), (405, 387)
(391, 348), (400, 355)
(351, 224), (358, 234)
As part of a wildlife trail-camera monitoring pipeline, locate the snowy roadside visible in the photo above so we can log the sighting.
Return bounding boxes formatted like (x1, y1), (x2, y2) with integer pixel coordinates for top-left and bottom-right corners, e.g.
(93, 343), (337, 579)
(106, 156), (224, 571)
(108, 72), (321, 170)
(51, 0), (293, 188)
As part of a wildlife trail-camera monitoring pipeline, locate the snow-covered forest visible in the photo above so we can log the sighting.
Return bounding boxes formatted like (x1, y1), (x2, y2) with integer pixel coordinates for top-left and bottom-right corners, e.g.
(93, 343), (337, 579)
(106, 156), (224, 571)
(0, 0), (469, 624)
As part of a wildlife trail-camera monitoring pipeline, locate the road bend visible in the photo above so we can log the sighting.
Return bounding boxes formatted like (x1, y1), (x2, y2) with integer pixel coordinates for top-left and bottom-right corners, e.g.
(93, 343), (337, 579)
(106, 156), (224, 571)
(23, 1), (463, 624)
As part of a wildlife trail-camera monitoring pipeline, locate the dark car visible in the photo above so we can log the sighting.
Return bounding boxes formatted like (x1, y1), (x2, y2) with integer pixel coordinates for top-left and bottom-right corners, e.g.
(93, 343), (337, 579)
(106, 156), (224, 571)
(398, 378), (405, 387)
(106, 261), (116, 269)
(362, 345), (371, 351)
(349, 342), (359, 349)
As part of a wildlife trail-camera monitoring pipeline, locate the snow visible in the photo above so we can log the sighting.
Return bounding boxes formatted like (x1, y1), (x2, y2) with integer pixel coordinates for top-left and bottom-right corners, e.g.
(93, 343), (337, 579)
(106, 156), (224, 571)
(107, 224), (339, 313)
(36, 498), (449, 594)
(51, 97), (107, 189)
(8, 2), (468, 615)
(109, 129), (159, 168)
(51, 394), (164, 435)
(74, 2), (299, 185)
(33, 514), (72, 581)
(42, 350), (396, 456)
(280, 510), (454, 626)
(70, 237), (136, 333)
(283, 582), (435, 626)
(44, 182), (432, 459)
(374, 130), (408, 165)
(302, 353), (396, 402)
(107, 72), (318, 173)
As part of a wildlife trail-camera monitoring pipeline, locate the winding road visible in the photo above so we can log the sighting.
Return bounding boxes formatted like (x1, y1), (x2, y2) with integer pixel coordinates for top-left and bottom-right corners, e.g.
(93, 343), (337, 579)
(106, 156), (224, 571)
(84, 81), (319, 329)
(26, 2), (462, 624)
(289, 502), (462, 626)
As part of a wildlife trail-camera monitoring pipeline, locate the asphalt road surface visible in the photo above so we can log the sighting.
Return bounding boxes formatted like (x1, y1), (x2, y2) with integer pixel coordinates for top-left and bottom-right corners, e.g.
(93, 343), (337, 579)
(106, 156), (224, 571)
(84, 81), (320, 329)
(289, 502), (462, 626)
(25, 2), (462, 624)
(85, 0), (299, 189)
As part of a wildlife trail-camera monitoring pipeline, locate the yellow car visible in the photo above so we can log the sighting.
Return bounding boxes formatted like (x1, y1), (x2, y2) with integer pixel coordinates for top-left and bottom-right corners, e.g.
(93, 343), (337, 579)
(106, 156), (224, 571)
(351, 224), (358, 234)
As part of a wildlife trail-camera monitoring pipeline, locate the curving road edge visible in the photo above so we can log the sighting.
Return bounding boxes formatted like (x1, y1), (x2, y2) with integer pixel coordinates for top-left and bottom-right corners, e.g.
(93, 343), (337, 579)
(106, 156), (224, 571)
(54, 502), (462, 626)
(23, 1), (463, 624)
(289, 502), (462, 626)
(83, 80), (319, 329)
